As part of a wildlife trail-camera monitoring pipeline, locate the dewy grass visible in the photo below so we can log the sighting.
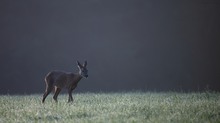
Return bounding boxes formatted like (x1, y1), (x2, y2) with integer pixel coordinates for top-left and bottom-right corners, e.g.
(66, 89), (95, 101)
(0, 92), (220, 123)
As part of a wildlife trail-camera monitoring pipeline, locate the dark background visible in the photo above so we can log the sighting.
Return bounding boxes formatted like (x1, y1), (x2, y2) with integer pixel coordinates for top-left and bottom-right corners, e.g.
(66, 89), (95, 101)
(0, 0), (220, 94)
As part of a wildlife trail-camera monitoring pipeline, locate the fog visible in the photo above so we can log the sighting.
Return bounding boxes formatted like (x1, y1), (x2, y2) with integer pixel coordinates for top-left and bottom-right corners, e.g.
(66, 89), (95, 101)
(0, 0), (220, 94)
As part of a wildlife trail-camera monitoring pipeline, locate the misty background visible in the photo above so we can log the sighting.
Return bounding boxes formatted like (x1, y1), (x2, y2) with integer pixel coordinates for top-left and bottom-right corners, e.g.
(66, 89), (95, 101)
(0, 0), (220, 94)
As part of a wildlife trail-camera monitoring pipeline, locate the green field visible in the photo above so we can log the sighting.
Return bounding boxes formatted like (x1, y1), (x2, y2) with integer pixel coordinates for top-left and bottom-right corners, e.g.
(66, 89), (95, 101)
(0, 92), (220, 123)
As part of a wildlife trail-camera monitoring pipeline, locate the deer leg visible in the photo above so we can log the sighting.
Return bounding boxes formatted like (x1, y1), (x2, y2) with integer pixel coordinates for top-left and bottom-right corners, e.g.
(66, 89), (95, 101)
(53, 87), (61, 102)
(42, 86), (53, 103)
(68, 89), (73, 102)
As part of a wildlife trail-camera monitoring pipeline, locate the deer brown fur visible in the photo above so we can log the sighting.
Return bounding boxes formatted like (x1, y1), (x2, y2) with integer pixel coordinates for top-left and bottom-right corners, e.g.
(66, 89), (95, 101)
(42, 61), (88, 103)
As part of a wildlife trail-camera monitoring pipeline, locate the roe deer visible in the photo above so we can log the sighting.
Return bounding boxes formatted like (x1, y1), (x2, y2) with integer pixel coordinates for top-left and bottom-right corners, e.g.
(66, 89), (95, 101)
(42, 61), (88, 103)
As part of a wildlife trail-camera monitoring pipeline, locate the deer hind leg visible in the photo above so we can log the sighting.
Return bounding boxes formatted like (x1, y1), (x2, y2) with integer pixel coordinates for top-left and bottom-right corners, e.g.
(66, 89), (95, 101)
(68, 89), (74, 102)
(53, 87), (61, 102)
(42, 86), (53, 103)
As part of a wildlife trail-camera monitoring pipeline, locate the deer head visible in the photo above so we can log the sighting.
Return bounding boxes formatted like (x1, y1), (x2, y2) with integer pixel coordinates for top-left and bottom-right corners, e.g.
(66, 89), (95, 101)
(77, 61), (88, 78)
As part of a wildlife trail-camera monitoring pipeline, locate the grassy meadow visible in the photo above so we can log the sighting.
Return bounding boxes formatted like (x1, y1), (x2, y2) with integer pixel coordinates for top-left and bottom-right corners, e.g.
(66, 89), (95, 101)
(0, 92), (220, 123)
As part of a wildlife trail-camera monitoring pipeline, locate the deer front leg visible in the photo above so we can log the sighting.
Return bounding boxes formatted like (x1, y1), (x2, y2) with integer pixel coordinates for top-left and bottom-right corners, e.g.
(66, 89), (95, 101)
(68, 89), (74, 102)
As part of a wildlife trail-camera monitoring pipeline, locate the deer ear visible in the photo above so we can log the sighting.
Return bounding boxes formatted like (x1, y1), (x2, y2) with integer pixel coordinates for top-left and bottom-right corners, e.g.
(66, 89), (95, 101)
(76, 61), (83, 68)
(83, 61), (87, 67)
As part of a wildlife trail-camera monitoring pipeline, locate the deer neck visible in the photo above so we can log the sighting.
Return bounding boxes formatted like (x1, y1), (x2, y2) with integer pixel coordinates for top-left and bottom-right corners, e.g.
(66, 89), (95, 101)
(75, 73), (83, 82)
